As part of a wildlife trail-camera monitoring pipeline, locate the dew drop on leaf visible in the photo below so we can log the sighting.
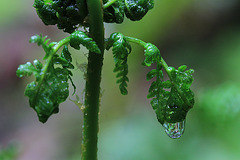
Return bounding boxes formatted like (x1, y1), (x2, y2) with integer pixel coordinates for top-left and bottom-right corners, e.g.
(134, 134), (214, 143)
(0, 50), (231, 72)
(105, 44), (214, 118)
(163, 120), (185, 139)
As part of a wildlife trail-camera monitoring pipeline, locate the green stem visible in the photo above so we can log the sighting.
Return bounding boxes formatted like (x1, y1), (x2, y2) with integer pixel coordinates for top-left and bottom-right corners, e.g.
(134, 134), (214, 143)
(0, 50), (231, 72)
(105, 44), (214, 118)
(125, 36), (147, 47)
(103, 0), (118, 9)
(52, 37), (70, 53)
(81, 0), (104, 160)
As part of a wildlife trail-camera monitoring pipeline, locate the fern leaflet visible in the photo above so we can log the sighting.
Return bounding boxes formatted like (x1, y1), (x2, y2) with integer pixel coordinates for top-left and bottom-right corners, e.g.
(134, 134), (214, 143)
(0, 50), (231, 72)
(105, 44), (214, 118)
(106, 32), (132, 95)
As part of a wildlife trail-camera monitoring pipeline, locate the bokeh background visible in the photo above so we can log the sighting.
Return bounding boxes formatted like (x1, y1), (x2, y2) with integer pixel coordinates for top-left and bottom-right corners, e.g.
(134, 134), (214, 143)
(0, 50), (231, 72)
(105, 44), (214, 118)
(1, 0), (240, 159)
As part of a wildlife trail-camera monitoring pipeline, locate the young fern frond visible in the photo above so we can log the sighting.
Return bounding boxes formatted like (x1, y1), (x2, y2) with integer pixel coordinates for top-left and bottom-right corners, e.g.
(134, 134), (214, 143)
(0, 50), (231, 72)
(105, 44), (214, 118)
(142, 43), (161, 66)
(106, 32), (132, 95)
(103, 0), (154, 23)
(34, 0), (88, 33)
(143, 44), (194, 124)
(103, 0), (125, 23)
(70, 31), (101, 53)
(17, 58), (71, 123)
(34, 0), (155, 33)
(147, 64), (194, 124)
(16, 31), (101, 123)
(29, 34), (56, 59)
(53, 45), (76, 94)
(106, 33), (195, 126)
(124, 0), (154, 21)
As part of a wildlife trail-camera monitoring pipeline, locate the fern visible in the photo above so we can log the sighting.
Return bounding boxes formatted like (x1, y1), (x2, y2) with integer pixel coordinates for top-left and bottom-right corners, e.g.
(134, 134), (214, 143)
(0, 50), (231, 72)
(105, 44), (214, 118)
(118, 35), (194, 124)
(18, 0), (195, 145)
(143, 43), (161, 66)
(34, 0), (88, 33)
(17, 59), (71, 123)
(29, 34), (56, 59)
(105, 33), (195, 124)
(103, 0), (154, 22)
(16, 31), (100, 123)
(103, 0), (125, 23)
(143, 43), (194, 124)
(124, 0), (154, 21)
(105, 33), (194, 125)
(106, 32), (132, 95)
(70, 31), (101, 53)
(147, 64), (194, 124)
(34, 0), (155, 33)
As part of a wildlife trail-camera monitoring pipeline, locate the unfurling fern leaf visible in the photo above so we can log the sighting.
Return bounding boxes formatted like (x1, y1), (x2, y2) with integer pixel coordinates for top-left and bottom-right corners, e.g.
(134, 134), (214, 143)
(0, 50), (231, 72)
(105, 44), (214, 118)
(70, 31), (101, 53)
(106, 32), (132, 95)
(119, 35), (194, 127)
(124, 0), (154, 21)
(106, 33), (194, 126)
(24, 66), (70, 123)
(103, 0), (125, 23)
(16, 31), (101, 123)
(142, 43), (161, 66)
(103, 0), (154, 23)
(29, 34), (56, 59)
(17, 36), (74, 123)
(17, 58), (71, 123)
(148, 64), (194, 124)
(34, 0), (88, 33)
(144, 45), (194, 124)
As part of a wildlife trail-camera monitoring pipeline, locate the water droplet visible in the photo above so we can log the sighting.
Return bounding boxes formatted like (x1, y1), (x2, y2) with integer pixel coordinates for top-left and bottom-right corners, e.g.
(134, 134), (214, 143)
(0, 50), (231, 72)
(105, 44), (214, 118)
(163, 120), (185, 139)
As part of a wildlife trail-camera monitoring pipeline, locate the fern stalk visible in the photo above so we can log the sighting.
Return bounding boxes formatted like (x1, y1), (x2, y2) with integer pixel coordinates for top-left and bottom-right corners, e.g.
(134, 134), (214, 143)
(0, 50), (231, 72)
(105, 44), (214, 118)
(81, 0), (105, 160)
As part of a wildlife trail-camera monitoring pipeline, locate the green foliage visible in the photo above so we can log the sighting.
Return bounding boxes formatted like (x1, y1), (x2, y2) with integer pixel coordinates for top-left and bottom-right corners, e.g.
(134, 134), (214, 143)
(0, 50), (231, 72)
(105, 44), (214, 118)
(70, 31), (101, 53)
(140, 42), (194, 124)
(17, 1), (195, 142)
(138, 40), (194, 124)
(124, 0), (154, 21)
(142, 43), (161, 67)
(16, 39), (72, 123)
(16, 31), (100, 123)
(103, 0), (125, 23)
(33, 0), (154, 33)
(103, 0), (154, 23)
(29, 34), (56, 59)
(105, 33), (194, 124)
(147, 63), (194, 124)
(34, 0), (88, 33)
(106, 32), (132, 95)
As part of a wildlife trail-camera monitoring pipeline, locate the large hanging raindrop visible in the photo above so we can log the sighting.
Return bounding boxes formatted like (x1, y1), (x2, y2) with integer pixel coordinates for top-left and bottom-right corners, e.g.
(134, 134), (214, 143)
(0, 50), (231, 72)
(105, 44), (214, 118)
(163, 120), (185, 139)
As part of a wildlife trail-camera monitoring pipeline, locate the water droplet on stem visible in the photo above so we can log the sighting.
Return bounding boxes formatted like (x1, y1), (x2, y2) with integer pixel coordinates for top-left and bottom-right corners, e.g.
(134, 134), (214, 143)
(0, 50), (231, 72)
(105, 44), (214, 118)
(163, 120), (185, 139)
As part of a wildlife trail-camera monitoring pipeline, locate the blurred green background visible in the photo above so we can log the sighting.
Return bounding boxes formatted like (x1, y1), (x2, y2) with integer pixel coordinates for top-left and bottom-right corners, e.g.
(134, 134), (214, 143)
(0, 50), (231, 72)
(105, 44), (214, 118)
(1, 0), (240, 159)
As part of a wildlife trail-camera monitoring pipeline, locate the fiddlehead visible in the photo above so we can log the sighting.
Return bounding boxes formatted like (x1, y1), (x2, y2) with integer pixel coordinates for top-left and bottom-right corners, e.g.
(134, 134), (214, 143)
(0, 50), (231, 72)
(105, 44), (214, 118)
(103, 0), (125, 23)
(34, 0), (88, 33)
(124, 0), (154, 21)
(70, 31), (101, 53)
(16, 31), (100, 123)
(34, 0), (154, 33)
(103, 0), (154, 23)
